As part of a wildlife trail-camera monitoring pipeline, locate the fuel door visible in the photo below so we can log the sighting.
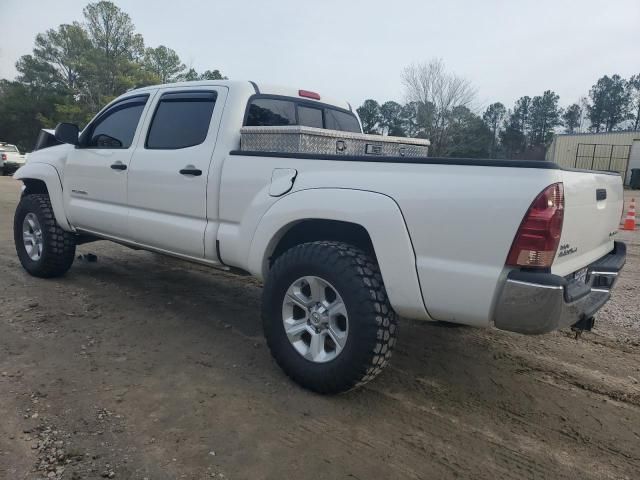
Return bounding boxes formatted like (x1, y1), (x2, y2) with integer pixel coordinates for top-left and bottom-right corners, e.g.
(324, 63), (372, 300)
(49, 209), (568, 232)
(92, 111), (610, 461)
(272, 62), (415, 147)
(269, 168), (298, 197)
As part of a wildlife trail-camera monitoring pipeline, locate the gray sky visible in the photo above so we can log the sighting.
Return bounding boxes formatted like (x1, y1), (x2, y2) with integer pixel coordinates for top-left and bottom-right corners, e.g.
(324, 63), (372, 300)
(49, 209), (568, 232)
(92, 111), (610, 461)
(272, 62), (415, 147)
(1, 0), (638, 110)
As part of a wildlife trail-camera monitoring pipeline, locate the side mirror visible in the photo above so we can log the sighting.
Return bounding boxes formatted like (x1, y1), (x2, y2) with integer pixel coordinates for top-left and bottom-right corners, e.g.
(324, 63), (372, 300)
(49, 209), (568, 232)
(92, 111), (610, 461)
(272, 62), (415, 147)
(54, 123), (80, 146)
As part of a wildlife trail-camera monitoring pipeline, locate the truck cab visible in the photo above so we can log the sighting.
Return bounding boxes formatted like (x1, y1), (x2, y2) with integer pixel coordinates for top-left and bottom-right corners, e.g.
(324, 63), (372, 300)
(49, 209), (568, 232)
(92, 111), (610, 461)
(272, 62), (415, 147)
(48, 81), (361, 261)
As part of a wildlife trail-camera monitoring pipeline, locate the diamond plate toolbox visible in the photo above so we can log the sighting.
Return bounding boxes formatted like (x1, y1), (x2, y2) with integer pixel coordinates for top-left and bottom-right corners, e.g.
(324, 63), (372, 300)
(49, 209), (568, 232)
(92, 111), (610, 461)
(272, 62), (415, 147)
(240, 126), (430, 157)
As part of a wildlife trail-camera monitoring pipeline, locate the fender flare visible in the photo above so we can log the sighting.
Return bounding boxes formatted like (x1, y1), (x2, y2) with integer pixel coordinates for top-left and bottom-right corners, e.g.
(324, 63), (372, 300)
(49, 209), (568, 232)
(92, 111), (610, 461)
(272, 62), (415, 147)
(248, 188), (430, 320)
(14, 163), (73, 232)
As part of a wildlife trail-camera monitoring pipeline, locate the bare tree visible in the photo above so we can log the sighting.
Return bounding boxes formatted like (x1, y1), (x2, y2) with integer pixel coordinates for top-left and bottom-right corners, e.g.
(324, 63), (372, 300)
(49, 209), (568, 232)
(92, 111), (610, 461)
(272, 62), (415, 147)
(402, 58), (476, 155)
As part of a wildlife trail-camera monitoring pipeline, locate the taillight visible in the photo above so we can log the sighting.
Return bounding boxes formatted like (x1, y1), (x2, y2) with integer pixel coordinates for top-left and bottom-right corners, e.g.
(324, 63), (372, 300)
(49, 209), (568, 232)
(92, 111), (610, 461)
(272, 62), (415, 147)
(298, 89), (321, 100)
(1, 153), (6, 161)
(506, 183), (564, 269)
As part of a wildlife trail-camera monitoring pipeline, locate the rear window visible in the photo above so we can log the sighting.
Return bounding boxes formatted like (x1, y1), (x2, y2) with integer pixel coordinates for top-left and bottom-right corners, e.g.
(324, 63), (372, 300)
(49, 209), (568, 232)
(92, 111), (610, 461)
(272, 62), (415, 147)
(298, 105), (323, 129)
(0, 145), (18, 153)
(146, 91), (217, 149)
(245, 97), (361, 133)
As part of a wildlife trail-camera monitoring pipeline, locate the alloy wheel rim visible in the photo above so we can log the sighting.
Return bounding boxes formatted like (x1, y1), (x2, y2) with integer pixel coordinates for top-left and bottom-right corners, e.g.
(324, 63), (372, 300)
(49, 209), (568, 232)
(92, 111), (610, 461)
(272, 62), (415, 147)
(22, 213), (43, 261)
(282, 276), (349, 363)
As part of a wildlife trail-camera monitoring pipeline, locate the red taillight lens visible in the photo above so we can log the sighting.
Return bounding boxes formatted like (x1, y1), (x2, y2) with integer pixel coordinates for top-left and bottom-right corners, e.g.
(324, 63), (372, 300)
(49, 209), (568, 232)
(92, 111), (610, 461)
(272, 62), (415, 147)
(506, 183), (564, 268)
(1, 153), (6, 161)
(298, 89), (321, 100)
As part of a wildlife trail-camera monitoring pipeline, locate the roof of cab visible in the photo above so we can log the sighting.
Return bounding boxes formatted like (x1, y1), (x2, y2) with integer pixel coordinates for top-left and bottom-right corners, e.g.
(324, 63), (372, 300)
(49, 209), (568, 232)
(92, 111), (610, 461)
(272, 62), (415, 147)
(128, 80), (352, 112)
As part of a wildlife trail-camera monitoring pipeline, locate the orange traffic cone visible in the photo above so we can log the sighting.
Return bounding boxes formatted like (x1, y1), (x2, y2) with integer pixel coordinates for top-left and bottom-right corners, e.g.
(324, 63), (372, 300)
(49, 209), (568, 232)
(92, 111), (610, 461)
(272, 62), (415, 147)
(623, 198), (636, 231)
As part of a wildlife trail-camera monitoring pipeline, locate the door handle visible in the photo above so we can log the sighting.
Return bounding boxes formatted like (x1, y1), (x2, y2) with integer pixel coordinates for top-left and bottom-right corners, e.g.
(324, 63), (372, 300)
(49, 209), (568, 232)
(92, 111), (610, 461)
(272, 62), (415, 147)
(179, 168), (202, 176)
(110, 162), (127, 171)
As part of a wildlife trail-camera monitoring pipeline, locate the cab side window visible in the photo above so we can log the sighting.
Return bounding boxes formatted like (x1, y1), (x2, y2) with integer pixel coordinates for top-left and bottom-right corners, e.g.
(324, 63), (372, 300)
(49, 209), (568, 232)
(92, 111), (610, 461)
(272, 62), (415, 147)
(85, 95), (148, 149)
(146, 91), (217, 149)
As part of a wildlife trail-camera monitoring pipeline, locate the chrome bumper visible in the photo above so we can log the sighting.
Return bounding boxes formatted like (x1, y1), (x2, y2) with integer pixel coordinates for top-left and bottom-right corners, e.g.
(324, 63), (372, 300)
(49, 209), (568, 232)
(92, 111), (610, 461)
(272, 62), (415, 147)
(494, 241), (626, 335)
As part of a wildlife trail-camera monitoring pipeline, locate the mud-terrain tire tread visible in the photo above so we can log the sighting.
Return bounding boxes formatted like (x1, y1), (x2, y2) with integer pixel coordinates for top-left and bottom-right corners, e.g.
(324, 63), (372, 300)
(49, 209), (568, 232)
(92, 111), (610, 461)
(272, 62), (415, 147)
(262, 241), (398, 394)
(14, 194), (76, 278)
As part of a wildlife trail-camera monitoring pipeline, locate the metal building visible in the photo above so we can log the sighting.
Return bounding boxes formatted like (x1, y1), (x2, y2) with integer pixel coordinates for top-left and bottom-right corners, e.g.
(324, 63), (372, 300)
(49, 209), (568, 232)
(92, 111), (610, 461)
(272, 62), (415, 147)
(546, 131), (640, 185)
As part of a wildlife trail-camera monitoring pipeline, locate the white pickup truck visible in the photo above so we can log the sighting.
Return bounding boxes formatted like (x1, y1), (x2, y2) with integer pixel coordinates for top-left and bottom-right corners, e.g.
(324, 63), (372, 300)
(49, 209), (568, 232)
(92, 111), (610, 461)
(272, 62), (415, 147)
(1, 142), (26, 176)
(13, 80), (626, 393)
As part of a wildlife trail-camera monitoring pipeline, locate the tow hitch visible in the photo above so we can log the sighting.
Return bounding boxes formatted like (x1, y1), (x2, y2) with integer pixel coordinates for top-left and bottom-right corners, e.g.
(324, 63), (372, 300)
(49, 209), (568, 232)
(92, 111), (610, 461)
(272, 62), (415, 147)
(571, 316), (595, 339)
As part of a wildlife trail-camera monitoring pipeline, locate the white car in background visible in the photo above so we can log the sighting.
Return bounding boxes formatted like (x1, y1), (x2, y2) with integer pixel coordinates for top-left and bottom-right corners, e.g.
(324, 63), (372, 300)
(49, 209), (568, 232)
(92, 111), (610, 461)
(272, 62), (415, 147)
(1, 143), (26, 175)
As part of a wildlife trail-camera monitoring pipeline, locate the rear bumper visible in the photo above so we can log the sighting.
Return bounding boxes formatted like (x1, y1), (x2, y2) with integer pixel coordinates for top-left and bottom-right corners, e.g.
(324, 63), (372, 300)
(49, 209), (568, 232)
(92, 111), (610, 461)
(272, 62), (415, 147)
(494, 241), (626, 334)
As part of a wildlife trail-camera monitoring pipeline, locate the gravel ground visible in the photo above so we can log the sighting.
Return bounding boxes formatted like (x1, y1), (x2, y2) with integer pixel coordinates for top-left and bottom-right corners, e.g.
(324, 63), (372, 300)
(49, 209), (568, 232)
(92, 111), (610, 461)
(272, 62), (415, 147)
(1, 176), (639, 480)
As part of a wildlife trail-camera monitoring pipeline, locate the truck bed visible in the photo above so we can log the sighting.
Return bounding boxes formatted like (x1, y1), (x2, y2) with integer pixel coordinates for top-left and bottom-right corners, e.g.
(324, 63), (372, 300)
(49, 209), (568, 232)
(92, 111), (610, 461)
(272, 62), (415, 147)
(225, 150), (624, 327)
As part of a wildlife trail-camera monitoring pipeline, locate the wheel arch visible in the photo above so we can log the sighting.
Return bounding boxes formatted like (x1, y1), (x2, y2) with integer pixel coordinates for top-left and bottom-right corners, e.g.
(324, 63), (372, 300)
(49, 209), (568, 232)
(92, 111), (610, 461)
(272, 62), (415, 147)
(14, 163), (73, 231)
(248, 188), (430, 320)
(268, 219), (376, 268)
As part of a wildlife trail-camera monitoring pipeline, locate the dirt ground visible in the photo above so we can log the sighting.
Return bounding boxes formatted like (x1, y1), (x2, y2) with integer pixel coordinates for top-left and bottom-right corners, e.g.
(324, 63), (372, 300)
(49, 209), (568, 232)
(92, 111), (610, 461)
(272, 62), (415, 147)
(0, 176), (639, 480)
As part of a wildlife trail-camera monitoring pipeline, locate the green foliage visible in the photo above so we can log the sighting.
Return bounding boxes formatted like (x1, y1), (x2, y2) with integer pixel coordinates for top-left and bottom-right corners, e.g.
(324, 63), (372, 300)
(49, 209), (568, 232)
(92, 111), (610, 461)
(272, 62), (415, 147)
(445, 106), (492, 158)
(587, 74), (630, 132)
(499, 97), (530, 158)
(30, 23), (90, 92)
(143, 46), (185, 83)
(199, 70), (227, 80)
(0, 80), (64, 151)
(495, 92), (561, 158)
(562, 104), (582, 133)
(399, 102), (421, 138)
(499, 119), (526, 159)
(482, 102), (506, 158)
(0, 1), (225, 150)
(529, 90), (562, 146)
(175, 68), (227, 82)
(628, 74), (640, 131)
(356, 99), (381, 134)
(379, 101), (404, 136)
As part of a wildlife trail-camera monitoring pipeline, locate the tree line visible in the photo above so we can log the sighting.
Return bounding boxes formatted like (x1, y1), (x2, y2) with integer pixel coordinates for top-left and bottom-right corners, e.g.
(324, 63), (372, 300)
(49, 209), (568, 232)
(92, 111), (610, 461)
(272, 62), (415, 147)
(0, 1), (638, 158)
(0, 1), (225, 151)
(357, 60), (640, 158)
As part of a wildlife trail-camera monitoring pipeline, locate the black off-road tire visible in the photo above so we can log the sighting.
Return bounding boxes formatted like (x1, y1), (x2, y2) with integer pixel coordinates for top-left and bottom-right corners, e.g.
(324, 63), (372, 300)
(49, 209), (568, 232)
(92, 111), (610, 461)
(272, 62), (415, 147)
(262, 241), (398, 394)
(14, 194), (76, 278)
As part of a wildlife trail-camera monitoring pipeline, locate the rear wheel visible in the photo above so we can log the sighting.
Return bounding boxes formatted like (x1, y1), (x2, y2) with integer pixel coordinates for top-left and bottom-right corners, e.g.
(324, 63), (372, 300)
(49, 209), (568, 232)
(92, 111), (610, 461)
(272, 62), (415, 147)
(262, 241), (398, 393)
(14, 194), (76, 278)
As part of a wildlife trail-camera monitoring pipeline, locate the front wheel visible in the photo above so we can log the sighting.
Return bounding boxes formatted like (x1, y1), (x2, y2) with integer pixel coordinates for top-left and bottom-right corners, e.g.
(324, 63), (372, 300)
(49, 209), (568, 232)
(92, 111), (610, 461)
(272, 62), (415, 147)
(14, 194), (76, 278)
(262, 241), (398, 394)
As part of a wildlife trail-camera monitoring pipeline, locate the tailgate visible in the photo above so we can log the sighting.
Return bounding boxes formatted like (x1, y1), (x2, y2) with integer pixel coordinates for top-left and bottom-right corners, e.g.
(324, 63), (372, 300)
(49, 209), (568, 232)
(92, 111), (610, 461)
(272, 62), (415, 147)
(552, 170), (624, 276)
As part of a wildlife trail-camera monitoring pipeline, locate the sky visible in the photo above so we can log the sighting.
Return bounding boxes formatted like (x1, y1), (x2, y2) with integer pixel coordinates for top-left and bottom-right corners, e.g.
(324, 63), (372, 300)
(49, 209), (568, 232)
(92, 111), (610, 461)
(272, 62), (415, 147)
(1, 0), (639, 110)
